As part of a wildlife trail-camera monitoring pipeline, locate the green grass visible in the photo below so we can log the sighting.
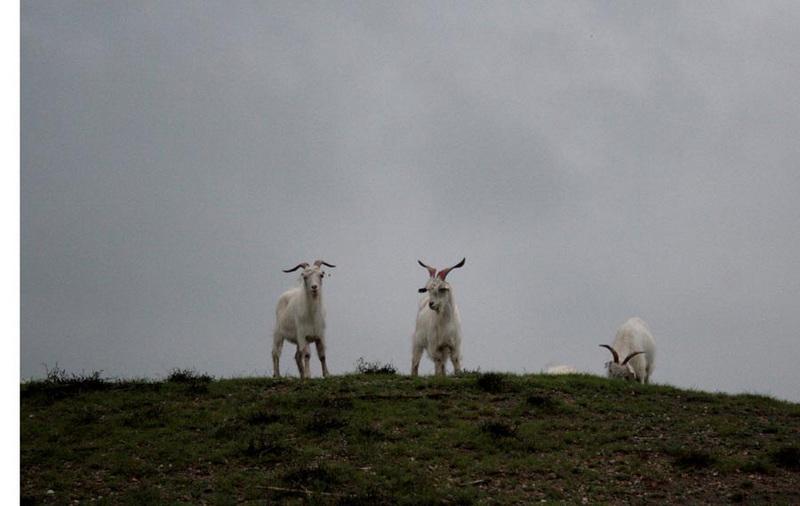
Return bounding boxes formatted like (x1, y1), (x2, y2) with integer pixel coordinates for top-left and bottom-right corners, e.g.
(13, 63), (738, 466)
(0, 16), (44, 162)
(21, 371), (800, 505)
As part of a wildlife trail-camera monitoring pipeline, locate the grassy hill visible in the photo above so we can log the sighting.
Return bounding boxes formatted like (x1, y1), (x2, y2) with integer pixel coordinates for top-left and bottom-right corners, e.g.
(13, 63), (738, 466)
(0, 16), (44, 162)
(21, 365), (800, 505)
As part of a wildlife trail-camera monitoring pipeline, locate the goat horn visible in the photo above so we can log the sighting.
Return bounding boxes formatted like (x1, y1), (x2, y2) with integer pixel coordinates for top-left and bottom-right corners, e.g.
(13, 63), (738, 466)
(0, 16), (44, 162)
(437, 257), (466, 280)
(314, 260), (336, 268)
(418, 260), (437, 279)
(282, 263), (309, 273)
(599, 344), (620, 364)
(621, 350), (646, 365)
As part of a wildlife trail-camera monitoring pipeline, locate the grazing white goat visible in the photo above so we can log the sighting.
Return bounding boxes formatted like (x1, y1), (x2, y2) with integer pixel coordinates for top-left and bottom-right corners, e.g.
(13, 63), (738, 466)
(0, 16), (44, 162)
(599, 317), (656, 384)
(411, 258), (465, 377)
(272, 260), (335, 379)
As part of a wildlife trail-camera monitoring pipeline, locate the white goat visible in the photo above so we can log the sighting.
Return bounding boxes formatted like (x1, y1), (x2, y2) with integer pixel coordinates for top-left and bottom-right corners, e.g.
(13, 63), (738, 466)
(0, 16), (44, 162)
(411, 258), (465, 377)
(599, 317), (656, 384)
(272, 260), (335, 379)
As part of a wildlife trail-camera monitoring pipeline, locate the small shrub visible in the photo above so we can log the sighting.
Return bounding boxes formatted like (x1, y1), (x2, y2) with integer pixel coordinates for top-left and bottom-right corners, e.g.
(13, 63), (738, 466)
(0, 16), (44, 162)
(772, 445), (800, 469)
(355, 357), (397, 375)
(166, 368), (213, 394)
(21, 364), (112, 399)
(480, 420), (518, 439)
(668, 447), (717, 470)
(166, 368), (214, 384)
(476, 372), (506, 393)
(42, 364), (109, 387)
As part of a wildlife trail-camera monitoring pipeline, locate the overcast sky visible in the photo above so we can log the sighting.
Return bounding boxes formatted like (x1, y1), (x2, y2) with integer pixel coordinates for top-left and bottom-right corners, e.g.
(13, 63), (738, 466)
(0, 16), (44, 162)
(20, 2), (800, 402)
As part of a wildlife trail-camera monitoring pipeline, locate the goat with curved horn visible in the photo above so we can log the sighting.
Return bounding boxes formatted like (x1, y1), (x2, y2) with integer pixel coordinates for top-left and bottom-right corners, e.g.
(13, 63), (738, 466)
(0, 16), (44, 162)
(412, 257), (467, 377)
(599, 317), (656, 384)
(272, 260), (336, 378)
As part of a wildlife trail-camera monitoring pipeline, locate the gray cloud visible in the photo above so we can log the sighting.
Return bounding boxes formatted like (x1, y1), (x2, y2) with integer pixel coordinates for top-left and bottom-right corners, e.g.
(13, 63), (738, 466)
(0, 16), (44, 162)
(22, 2), (800, 401)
